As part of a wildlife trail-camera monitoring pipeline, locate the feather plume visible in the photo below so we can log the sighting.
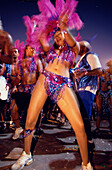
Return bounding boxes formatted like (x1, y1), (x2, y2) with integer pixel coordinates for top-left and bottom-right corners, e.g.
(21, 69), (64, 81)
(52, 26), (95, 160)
(38, 0), (56, 17)
(56, 0), (65, 16)
(24, 0), (83, 50)
(36, 0), (83, 35)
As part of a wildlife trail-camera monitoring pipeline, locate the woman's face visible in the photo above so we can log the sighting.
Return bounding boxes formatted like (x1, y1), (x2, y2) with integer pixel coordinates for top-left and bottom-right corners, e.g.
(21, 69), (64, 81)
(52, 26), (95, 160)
(26, 46), (33, 57)
(54, 31), (64, 47)
(31, 48), (36, 56)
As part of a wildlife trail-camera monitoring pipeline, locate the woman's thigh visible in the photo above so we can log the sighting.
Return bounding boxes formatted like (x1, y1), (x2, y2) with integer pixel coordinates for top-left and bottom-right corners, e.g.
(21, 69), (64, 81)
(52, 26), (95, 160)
(57, 86), (84, 132)
(26, 74), (48, 125)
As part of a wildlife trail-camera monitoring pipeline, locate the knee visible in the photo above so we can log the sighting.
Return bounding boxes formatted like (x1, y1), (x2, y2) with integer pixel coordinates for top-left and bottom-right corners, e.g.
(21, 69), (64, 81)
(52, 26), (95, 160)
(25, 119), (35, 129)
(79, 122), (85, 132)
(74, 121), (85, 135)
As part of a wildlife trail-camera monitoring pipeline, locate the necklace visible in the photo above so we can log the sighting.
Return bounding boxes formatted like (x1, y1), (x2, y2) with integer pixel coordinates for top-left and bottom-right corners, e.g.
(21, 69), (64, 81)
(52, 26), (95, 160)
(58, 44), (64, 50)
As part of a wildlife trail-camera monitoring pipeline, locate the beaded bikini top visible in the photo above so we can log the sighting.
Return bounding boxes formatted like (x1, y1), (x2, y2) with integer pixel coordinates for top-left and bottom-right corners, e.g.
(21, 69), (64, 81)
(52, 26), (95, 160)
(46, 42), (75, 67)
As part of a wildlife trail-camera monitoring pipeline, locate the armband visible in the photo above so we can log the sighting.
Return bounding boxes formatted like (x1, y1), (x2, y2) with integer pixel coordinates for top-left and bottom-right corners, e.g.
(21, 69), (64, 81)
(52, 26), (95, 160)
(84, 71), (88, 75)
(82, 68), (88, 75)
(70, 42), (76, 48)
(69, 68), (75, 74)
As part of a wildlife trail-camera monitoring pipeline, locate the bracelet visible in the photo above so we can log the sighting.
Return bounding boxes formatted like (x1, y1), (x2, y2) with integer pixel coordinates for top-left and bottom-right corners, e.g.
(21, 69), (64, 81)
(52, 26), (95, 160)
(84, 71), (88, 75)
(69, 68), (75, 74)
(63, 31), (67, 34)
(82, 68), (88, 75)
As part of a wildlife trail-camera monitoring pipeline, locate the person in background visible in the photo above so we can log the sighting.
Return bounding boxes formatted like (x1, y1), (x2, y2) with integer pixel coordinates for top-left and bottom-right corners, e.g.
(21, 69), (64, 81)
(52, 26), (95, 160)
(3, 48), (20, 90)
(72, 41), (102, 157)
(0, 24), (13, 64)
(95, 60), (112, 133)
(0, 64), (9, 131)
(11, 45), (43, 140)
(2, 48), (20, 130)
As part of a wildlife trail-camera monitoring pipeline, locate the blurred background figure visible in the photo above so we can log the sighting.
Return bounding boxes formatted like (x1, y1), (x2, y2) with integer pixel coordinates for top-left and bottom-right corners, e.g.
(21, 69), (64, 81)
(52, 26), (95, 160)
(0, 19), (13, 64)
(72, 40), (102, 158)
(0, 63), (9, 132)
(11, 45), (43, 140)
(95, 59), (112, 133)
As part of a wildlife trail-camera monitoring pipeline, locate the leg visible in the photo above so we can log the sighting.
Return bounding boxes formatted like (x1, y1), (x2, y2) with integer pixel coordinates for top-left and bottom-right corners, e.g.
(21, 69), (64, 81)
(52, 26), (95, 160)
(11, 75), (48, 170)
(76, 91), (95, 159)
(10, 99), (20, 128)
(76, 91), (93, 142)
(96, 93), (102, 129)
(24, 74), (48, 154)
(57, 86), (88, 166)
(0, 100), (5, 131)
(108, 93), (112, 131)
(10, 99), (23, 140)
(0, 100), (7, 121)
(42, 97), (50, 121)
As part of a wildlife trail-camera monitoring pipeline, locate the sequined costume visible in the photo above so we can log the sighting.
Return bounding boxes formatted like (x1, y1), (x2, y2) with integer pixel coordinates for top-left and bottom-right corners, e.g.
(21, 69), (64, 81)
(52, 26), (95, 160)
(18, 84), (35, 94)
(17, 57), (37, 94)
(98, 76), (112, 115)
(4, 64), (19, 81)
(75, 52), (101, 119)
(12, 57), (37, 115)
(19, 57), (37, 76)
(42, 43), (75, 102)
(76, 52), (99, 91)
(46, 42), (75, 67)
(98, 89), (112, 115)
(3, 64), (11, 80)
(42, 70), (73, 102)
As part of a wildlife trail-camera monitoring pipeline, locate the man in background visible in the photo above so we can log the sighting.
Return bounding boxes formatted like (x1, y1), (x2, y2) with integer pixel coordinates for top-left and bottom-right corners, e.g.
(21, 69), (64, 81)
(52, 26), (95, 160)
(73, 41), (102, 158)
(0, 28), (13, 64)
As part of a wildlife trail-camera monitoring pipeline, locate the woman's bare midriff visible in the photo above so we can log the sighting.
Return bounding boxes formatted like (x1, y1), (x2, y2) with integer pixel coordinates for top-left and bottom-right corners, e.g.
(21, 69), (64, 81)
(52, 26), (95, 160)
(46, 58), (70, 78)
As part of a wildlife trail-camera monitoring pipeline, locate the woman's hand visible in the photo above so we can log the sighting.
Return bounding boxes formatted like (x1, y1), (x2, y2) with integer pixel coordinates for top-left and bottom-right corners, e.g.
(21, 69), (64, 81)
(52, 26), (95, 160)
(58, 11), (69, 31)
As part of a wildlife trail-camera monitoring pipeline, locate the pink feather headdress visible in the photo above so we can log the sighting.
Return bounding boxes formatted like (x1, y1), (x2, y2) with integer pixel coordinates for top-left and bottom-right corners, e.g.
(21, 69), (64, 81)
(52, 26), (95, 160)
(23, 0), (83, 50)
(32, 0), (83, 38)
(22, 16), (39, 51)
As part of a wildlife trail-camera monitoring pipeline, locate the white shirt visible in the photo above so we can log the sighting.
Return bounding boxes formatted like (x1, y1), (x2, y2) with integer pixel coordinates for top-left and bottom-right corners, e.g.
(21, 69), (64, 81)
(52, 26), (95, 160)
(75, 53), (101, 69)
(87, 53), (101, 70)
(0, 76), (9, 100)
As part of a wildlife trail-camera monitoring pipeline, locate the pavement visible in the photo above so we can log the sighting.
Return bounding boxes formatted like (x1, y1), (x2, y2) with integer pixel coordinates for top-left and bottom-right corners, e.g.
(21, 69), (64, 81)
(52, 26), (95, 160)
(0, 119), (112, 170)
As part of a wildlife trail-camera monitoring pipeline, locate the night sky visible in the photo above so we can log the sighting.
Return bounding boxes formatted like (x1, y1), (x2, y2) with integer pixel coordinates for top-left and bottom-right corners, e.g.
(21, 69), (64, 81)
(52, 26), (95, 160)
(0, 0), (112, 68)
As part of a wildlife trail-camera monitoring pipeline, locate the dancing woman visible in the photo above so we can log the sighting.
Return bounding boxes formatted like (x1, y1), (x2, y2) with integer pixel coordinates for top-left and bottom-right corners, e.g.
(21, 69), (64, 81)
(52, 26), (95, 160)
(11, 0), (93, 169)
